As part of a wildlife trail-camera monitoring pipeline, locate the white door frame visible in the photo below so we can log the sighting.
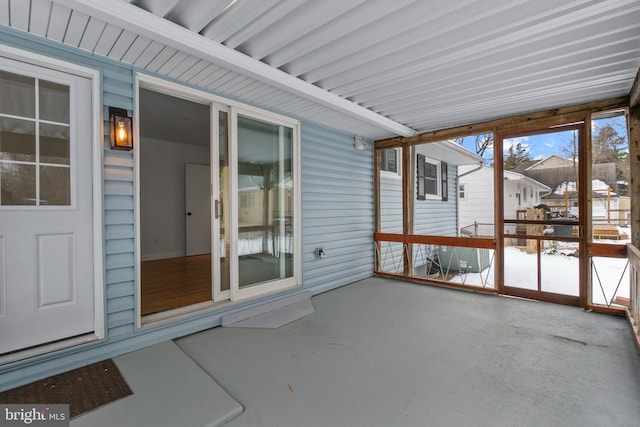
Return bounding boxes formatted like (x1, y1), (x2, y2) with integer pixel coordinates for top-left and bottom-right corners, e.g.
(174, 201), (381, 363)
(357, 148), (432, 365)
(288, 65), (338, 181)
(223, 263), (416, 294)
(0, 44), (104, 363)
(135, 73), (301, 327)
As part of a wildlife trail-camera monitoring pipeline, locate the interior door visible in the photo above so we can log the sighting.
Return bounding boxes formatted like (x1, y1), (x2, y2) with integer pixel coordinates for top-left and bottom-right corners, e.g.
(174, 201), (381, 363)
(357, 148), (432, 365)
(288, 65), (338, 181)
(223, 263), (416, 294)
(0, 58), (96, 354)
(185, 163), (211, 256)
(499, 124), (586, 306)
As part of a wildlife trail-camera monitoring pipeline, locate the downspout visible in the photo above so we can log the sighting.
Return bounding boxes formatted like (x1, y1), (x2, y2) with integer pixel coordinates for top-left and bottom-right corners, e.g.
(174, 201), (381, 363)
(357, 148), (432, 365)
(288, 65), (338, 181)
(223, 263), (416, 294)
(457, 161), (484, 179)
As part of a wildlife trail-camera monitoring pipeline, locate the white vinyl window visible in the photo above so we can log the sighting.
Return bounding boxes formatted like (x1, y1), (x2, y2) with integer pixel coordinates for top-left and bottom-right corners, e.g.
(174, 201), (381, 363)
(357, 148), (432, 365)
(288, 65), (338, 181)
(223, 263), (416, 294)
(459, 183), (466, 199)
(380, 148), (400, 176)
(417, 154), (448, 201)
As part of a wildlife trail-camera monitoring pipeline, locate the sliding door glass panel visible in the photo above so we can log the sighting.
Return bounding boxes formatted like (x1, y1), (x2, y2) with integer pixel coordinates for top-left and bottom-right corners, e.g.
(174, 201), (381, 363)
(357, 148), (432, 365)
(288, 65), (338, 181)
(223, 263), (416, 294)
(237, 114), (293, 288)
(219, 110), (230, 292)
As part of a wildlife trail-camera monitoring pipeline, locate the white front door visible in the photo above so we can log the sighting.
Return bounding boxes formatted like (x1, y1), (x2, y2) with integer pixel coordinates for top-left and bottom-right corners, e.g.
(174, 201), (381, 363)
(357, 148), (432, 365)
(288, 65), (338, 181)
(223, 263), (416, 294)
(0, 57), (96, 354)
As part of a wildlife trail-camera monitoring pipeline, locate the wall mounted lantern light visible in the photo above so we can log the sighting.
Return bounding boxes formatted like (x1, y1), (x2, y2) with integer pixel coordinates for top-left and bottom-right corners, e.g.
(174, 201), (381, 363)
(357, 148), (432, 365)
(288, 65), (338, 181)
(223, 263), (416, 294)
(109, 107), (133, 151)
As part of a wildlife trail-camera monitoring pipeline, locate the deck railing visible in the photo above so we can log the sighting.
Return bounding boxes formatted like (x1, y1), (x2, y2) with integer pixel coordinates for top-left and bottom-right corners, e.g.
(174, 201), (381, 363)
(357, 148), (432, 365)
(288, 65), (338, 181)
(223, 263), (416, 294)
(628, 244), (640, 345)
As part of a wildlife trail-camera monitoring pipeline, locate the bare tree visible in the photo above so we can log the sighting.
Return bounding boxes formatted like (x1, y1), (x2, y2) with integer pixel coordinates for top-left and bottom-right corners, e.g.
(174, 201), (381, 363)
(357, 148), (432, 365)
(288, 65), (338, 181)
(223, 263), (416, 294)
(560, 129), (578, 186)
(455, 134), (493, 164)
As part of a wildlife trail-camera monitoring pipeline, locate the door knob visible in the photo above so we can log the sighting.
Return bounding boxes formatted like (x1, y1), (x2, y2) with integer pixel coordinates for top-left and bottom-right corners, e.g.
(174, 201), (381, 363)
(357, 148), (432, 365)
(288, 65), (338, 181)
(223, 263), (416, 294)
(187, 212), (192, 216)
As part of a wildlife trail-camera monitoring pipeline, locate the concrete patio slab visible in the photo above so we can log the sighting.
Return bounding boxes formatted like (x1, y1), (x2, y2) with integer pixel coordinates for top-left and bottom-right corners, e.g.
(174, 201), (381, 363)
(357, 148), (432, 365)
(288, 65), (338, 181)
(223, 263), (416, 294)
(177, 277), (640, 427)
(70, 341), (242, 427)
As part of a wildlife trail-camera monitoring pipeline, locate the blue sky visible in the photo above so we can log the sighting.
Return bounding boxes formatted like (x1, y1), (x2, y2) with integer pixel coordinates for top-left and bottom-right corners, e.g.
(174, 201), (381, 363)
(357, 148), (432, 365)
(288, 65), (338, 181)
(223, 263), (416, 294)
(458, 115), (627, 163)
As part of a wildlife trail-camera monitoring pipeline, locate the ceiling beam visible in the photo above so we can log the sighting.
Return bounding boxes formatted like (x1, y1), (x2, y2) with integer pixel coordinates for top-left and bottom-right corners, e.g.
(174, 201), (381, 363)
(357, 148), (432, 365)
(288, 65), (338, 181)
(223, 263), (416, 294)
(375, 96), (628, 148)
(630, 66), (640, 107)
(54, 0), (416, 137)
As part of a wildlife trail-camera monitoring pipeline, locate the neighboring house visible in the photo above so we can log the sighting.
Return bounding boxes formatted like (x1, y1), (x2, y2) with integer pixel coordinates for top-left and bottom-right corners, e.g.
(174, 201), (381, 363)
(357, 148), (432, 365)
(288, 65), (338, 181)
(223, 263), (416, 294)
(517, 154), (575, 171)
(458, 166), (551, 236)
(519, 157), (622, 223)
(379, 141), (483, 273)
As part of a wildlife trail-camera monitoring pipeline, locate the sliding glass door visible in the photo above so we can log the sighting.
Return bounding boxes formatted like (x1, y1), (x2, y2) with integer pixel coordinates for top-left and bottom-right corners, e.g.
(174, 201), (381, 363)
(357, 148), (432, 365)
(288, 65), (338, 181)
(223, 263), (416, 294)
(214, 108), (298, 301)
(232, 113), (297, 300)
(138, 76), (300, 321)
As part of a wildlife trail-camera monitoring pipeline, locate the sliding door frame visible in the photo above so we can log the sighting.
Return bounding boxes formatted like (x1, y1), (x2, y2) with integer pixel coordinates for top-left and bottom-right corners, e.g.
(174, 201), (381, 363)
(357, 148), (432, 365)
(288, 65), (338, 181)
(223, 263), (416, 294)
(135, 73), (301, 328)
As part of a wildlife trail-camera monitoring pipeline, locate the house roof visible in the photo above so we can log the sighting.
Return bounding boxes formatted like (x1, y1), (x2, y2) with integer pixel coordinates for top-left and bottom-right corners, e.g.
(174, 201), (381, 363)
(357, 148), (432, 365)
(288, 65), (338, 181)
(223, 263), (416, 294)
(504, 170), (551, 193)
(416, 140), (484, 166)
(524, 155), (575, 171)
(459, 165), (551, 193)
(4, 0), (640, 140)
(522, 162), (619, 199)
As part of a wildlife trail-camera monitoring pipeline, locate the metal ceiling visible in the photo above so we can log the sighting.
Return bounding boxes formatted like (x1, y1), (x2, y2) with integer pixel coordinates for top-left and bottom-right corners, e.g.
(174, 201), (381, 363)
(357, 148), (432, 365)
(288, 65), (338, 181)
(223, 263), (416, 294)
(2, 0), (639, 140)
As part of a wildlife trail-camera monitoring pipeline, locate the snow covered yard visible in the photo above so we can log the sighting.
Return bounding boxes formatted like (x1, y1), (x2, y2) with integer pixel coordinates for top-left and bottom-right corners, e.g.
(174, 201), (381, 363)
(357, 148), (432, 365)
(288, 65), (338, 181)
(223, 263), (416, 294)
(449, 237), (630, 307)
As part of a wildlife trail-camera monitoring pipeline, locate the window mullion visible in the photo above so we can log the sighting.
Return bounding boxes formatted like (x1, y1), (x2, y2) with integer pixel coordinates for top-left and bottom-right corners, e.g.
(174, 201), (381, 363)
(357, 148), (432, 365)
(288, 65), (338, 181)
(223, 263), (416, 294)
(35, 78), (40, 207)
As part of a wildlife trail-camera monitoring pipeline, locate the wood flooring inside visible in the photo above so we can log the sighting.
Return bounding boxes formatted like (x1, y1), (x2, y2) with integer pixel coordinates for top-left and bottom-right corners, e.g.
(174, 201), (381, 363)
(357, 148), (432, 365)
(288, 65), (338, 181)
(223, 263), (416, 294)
(141, 255), (212, 316)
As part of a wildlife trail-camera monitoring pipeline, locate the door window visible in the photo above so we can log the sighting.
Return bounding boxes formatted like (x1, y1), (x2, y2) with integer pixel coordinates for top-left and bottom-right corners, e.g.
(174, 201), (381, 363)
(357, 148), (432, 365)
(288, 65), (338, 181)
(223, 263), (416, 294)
(0, 71), (71, 206)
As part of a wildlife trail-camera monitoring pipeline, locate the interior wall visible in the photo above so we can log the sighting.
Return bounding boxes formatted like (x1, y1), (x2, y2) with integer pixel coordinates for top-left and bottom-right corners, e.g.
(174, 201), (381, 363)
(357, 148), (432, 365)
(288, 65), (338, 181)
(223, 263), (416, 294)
(140, 137), (210, 260)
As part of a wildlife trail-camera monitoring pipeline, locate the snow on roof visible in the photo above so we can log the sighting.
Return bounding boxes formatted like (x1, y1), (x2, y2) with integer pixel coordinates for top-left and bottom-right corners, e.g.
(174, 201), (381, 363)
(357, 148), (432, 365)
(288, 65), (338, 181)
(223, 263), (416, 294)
(553, 179), (615, 195)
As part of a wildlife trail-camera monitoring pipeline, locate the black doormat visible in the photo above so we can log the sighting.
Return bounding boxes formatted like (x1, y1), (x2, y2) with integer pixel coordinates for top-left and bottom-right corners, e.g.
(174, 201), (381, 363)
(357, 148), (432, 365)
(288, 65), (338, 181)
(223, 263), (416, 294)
(0, 359), (133, 418)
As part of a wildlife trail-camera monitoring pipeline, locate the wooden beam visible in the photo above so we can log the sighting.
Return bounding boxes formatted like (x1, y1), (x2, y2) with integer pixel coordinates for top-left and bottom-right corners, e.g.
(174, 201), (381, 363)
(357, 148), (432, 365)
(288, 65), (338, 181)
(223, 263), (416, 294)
(402, 146), (412, 276)
(374, 232), (495, 249)
(373, 148), (381, 272)
(629, 105), (640, 247)
(588, 243), (627, 259)
(375, 97), (628, 147)
(630, 66), (640, 108)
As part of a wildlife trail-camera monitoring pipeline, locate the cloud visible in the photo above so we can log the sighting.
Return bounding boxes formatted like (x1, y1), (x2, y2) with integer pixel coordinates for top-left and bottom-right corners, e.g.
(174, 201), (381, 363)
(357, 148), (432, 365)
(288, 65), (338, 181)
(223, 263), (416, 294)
(503, 136), (529, 151)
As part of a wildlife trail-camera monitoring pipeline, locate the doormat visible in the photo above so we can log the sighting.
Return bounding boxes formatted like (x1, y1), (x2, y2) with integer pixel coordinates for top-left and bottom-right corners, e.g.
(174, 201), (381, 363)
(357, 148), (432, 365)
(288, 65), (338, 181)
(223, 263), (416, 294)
(0, 359), (132, 419)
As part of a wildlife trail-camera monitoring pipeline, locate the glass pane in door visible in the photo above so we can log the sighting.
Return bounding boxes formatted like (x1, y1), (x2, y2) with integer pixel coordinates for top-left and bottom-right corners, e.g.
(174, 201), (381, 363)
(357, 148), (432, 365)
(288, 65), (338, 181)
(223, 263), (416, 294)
(502, 127), (583, 302)
(218, 111), (230, 292)
(237, 114), (294, 288)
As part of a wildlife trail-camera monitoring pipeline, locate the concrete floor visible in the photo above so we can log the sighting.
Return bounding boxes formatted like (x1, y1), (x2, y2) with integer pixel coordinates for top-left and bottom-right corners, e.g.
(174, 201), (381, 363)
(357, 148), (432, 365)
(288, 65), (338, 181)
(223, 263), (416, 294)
(177, 277), (640, 427)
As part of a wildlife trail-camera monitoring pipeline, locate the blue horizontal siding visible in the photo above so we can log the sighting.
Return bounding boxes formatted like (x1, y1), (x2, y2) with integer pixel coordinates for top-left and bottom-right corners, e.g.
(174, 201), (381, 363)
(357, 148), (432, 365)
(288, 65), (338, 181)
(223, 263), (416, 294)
(0, 25), (376, 392)
(301, 122), (374, 293)
(413, 165), (458, 237)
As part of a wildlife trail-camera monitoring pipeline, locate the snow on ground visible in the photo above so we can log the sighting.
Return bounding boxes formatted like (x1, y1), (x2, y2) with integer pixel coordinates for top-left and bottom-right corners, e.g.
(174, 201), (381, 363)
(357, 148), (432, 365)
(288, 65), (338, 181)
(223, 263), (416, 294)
(449, 242), (630, 306)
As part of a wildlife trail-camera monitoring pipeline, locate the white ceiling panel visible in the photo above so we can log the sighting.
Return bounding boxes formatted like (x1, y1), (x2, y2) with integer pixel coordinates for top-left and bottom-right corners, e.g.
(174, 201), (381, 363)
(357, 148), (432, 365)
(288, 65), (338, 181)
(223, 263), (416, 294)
(107, 30), (138, 60)
(63, 10), (89, 47)
(0, 0), (8, 26)
(144, 45), (178, 72)
(92, 23), (122, 56)
(45, 2), (71, 42)
(29, 0), (53, 37)
(78, 17), (106, 51)
(8, 0), (30, 31)
(120, 34), (152, 64)
(3, 0), (639, 140)
(132, 39), (165, 67)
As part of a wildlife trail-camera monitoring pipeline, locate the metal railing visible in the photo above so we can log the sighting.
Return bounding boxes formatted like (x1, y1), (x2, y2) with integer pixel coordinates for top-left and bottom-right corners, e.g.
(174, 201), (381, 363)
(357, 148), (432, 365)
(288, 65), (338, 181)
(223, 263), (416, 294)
(460, 222), (494, 238)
